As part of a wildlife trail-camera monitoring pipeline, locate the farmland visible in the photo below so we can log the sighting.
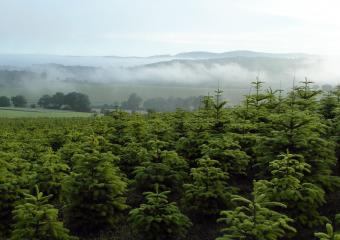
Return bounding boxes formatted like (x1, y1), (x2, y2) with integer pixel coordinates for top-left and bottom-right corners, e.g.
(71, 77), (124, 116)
(0, 82), (249, 106)
(0, 107), (100, 118)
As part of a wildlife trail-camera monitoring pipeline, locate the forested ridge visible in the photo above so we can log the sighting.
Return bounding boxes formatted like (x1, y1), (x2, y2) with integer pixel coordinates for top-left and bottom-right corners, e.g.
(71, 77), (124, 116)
(1, 79), (340, 239)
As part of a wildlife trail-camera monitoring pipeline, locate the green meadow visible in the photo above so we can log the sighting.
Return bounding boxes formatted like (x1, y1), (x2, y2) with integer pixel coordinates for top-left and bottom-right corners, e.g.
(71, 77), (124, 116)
(0, 82), (249, 106)
(0, 107), (100, 118)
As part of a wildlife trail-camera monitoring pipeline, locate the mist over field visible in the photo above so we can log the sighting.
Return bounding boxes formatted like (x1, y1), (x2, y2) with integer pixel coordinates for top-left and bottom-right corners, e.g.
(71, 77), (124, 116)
(1, 52), (339, 105)
(4, 54), (338, 89)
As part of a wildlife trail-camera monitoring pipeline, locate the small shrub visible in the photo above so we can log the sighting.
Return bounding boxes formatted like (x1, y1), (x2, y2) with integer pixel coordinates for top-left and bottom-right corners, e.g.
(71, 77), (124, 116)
(128, 184), (192, 239)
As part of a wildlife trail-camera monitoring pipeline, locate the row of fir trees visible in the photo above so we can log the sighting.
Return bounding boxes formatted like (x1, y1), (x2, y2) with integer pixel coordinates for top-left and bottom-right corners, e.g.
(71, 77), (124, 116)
(2, 78), (340, 239)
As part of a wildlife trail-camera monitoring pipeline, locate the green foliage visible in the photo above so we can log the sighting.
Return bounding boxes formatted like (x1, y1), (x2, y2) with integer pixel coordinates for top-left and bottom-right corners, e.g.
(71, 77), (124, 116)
(161, 150), (189, 172)
(200, 135), (250, 177)
(266, 151), (328, 233)
(128, 183), (192, 240)
(0, 95), (11, 107)
(315, 223), (340, 240)
(29, 150), (70, 203)
(182, 158), (238, 215)
(121, 93), (142, 111)
(255, 110), (340, 191)
(0, 81), (335, 239)
(319, 92), (339, 120)
(172, 107), (188, 138)
(118, 141), (150, 178)
(0, 151), (26, 237)
(47, 131), (67, 151)
(62, 151), (129, 232)
(38, 94), (52, 108)
(130, 114), (148, 142)
(175, 113), (212, 166)
(11, 95), (27, 108)
(314, 215), (340, 240)
(212, 88), (229, 121)
(291, 78), (323, 111)
(130, 162), (185, 194)
(245, 77), (269, 107)
(63, 92), (91, 112)
(9, 185), (77, 240)
(56, 142), (84, 168)
(217, 180), (296, 240)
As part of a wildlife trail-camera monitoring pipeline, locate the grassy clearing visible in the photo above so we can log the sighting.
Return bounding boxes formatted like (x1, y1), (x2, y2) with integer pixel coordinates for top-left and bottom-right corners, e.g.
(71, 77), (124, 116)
(0, 107), (100, 118)
(0, 82), (249, 106)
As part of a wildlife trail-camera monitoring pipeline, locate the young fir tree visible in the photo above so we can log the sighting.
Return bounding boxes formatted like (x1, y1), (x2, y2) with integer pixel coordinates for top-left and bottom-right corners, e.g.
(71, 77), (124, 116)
(3, 151), (32, 190)
(118, 141), (151, 179)
(143, 135), (188, 172)
(129, 136), (188, 202)
(61, 150), (129, 233)
(128, 183), (192, 240)
(224, 82), (274, 166)
(201, 92), (215, 118)
(9, 185), (78, 240)
(247, 76), (269, 107)
(130, 161), (185, 196)
(175, 110), (212, 168)
(107, 109), (131, 145)
(172, 107), (189, 140)
(255, 110), (340, 192)
(210, 87), (229, 133)
(161, 150), (189, 173)
(318, 92), (339, 120)
(56, 142), (84, 168)
(216, 180), (296, 240)
(0, 152), (26, 237)
(130, 113), (148, 143)
(235, 79), (273, 136)
(65, 125), (84, 143)
(262, 87), (284, 112)
(47, 130), (67, 152)
(20, 136), (50, 163)
(80, 128), (114, 154)
(29, 149), (70, 203)
(265, 151), (328, 235)
(145, 118), (175, 143)
(291, 78), (323, 111)
(200, 134), (250, 178)
(182, 158), (238, 215)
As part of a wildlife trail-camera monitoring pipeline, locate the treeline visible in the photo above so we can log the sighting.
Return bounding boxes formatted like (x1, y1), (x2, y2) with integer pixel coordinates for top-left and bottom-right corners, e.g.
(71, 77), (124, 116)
(142, 95), (204, 112)
(102, 93), (211, 112)
(0, 70), (47, 86)
(0, 95), (28, 108)
(0, 92), (91, 112)
(38, 92), (91, 112)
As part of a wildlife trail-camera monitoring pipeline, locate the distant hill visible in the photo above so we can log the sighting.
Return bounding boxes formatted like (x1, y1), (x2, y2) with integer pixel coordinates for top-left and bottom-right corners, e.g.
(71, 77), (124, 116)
(173, 50), (321, 59)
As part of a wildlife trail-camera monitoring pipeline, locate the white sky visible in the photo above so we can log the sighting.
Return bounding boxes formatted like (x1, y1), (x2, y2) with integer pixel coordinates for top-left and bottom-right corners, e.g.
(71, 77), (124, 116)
(1, 0), (340, 56)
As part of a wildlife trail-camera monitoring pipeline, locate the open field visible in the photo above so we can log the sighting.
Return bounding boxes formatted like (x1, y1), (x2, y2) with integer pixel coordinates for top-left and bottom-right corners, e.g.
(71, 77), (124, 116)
(0, 107), (101, 118)
(0, 82), (250, 106)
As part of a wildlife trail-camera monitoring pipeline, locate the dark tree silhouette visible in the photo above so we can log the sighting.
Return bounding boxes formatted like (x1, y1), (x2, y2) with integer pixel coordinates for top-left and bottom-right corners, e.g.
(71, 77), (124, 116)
(11, 95), (27, 107)
(51, 92), (65, 109)
(0, 96), (11, 107)
(38, 95), (52, 108)
(121, 93), (142, 110)
(64, 92), (91, 112)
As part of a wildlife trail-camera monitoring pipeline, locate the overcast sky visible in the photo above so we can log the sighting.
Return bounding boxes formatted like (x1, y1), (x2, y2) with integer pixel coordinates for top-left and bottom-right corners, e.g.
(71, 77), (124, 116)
(1, 0), (339, 57)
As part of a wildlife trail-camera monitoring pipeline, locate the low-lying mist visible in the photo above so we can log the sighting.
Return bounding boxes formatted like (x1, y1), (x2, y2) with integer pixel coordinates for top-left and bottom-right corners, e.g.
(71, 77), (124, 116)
(1, 56), (339, 105)
(24, 57), (340, 90)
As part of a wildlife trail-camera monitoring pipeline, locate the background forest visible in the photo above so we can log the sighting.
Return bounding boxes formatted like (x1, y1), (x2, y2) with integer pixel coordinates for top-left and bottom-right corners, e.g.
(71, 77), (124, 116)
(1, 79), (340, 240)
